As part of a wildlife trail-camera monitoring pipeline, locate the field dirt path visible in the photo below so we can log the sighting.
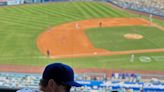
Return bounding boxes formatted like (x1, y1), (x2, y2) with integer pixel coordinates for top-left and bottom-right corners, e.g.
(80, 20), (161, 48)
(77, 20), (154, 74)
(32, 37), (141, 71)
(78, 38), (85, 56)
(37, 18), (164, 58)
(0, 65), (164, 76)
(0, 64), (164, 76)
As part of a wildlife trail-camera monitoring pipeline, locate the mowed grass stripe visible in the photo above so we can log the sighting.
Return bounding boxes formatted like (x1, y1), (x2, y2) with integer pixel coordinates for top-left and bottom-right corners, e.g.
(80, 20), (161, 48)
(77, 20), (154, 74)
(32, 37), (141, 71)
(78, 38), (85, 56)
(72, 2), (89, 19)
(35, 6), (81, 20)
(14, 4), (80, 21)
(0, 17), (49, 28)
(1, 3), (81, 22)
(46, 2), (84, 16)
(83, 2), (105, 18)
(84, 2), (108, 18)
(0, 15), (53, 26)
(78, 2), (98, 18)
(0, 10), (53, 26)
(97, 3), (119, 17)
(44, 2), (87, 19)
(98, 4), (120, 17)
(63, 2), (88, 15)
(102, 3), (129, 17)
(89, 2), (115, 17)
(0, 9), (61, 24)
(0, 32), (16, 55)
(96, 2), (127, 17)
(0, 8), (66, 27)
(31, 4), (80, 19)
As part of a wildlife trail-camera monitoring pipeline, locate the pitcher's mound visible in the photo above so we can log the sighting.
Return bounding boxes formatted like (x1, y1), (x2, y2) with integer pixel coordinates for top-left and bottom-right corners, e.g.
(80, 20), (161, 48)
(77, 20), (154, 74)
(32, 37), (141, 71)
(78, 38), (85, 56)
(124, 33), (143, 40)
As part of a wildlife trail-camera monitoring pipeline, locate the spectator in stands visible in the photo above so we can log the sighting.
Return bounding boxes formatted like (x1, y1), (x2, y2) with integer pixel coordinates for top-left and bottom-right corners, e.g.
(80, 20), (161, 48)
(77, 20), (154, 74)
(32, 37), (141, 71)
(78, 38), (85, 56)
(39, 63), (82, 92)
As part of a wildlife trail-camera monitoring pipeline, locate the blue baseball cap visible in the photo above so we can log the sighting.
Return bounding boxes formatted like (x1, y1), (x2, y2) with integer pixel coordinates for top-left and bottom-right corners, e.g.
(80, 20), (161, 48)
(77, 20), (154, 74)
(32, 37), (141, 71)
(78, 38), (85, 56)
(42, 63), (82, 87)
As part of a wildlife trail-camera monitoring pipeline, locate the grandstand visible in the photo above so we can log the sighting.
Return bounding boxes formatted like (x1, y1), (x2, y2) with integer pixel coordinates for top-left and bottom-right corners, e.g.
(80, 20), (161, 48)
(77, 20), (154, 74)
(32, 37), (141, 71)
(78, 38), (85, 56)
(108, 0), (164, 17)
(0, 72), (164, 92)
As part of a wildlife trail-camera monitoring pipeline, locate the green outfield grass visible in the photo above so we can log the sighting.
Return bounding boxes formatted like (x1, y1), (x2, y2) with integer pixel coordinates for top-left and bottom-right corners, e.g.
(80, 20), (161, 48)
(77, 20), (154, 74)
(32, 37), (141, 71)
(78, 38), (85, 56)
(86, 26), (164, 51)
(57, 52), (164, 70)
(0, 2), (164, 71)
(154, 19), (164, 27)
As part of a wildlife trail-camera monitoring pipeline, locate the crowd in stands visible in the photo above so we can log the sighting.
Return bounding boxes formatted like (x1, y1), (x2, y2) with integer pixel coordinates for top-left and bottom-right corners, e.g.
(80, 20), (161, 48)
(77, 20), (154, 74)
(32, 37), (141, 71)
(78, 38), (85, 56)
(0, 72), (40, 89)
(108, 0), (164, 17)
(76, 72), (107, 81)
(0, 72), (164, 92)
(111, 73), (141, 83)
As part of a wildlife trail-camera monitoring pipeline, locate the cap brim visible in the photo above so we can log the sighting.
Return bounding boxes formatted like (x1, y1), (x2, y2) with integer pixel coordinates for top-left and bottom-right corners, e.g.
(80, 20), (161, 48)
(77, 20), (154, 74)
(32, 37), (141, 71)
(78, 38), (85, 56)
(64, 81), (82, 87)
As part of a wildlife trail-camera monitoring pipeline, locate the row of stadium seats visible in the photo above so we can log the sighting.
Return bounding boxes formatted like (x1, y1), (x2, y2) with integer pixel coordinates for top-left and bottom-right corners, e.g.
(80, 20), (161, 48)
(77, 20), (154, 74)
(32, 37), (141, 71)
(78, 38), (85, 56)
(108, 0), (164, 17)
(0, 72), (164, 92)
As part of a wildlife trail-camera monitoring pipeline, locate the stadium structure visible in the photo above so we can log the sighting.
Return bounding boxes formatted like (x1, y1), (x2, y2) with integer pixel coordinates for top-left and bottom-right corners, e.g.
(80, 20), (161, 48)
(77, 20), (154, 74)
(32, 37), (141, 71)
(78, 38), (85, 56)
(0, 0), (164, 92)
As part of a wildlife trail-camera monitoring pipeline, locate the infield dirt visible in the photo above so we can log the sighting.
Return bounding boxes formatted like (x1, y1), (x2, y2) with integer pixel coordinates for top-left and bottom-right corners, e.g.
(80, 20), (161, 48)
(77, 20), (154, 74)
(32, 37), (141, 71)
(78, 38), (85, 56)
(37, 18), (164, 58)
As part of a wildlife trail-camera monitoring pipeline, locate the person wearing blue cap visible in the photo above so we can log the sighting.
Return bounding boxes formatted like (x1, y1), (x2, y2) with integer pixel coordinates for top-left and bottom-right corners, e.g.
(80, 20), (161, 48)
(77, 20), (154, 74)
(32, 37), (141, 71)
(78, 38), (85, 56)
(39, 63), (82, 92)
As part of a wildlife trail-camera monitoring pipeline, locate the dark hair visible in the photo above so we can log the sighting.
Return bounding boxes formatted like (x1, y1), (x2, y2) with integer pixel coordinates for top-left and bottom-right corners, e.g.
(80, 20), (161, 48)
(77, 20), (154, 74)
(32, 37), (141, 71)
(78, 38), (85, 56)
(39, 79), (49, 87)
(39, 79), (71, 91)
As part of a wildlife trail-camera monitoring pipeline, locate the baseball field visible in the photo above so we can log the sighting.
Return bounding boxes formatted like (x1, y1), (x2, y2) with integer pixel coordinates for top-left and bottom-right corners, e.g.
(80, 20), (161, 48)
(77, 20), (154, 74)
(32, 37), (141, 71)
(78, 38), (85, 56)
(0, 2), (164, 73)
